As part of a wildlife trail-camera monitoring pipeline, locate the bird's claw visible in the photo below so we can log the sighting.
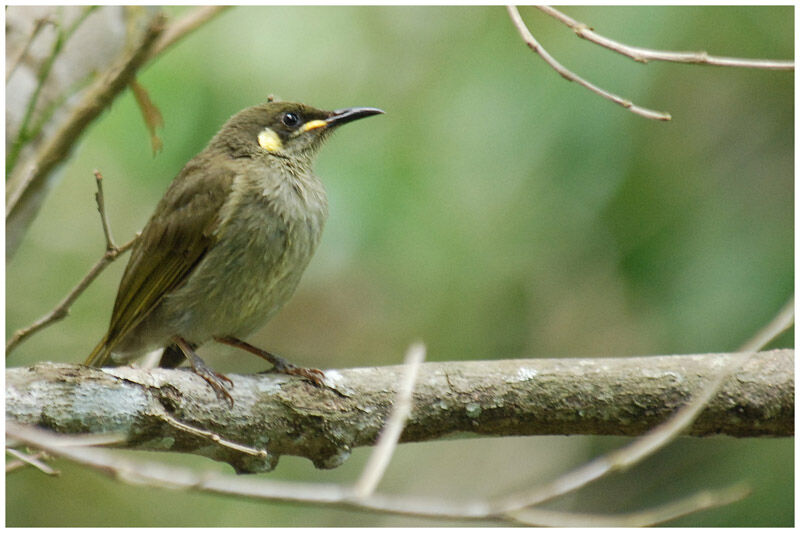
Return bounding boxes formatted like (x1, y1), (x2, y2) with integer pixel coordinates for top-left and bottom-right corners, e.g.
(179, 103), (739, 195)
(267, 358), (326, 387)
(190, 359), (234, 406)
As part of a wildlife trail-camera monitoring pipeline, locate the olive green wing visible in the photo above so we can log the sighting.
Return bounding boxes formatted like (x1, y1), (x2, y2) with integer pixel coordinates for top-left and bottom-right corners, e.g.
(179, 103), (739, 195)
(86, 161), (235, 366)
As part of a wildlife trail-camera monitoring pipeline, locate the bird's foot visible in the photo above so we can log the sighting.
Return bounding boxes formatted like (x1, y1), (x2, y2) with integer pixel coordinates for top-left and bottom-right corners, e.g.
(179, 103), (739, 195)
(189, 356), (235, 406)
(267, 354), (326, 387)
(214, 336), (326, 387)
(174, 336), (234, 406)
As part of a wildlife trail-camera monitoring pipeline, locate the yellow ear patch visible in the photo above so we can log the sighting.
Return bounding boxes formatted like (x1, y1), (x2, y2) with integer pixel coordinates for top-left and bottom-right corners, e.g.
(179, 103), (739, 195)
(301, 119), (327, 132)
(258, 128), (283, 152)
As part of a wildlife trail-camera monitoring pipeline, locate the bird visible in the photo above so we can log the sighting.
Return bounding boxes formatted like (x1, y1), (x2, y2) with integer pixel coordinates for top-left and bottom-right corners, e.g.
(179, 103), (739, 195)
(85, 100), (384, 403)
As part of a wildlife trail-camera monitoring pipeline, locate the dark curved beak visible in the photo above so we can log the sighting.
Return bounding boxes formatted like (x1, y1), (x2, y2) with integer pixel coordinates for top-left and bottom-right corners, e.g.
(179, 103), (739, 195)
(326, 107), (385, 127)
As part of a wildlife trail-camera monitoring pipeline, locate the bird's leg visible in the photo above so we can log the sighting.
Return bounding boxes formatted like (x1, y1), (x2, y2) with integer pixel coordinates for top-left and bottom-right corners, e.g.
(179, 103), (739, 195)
(173, 336), (234, 405)
(214, 336), (326, 387)
(159, 342), (188, 368)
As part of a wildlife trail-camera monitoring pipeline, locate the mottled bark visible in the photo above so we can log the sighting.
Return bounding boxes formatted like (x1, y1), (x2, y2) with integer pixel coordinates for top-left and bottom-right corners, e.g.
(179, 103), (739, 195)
(6, 349), (793, 473)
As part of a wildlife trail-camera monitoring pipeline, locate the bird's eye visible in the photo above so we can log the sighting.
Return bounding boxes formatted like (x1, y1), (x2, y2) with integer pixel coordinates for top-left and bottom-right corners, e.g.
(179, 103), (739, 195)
(282, 112), (300, 127)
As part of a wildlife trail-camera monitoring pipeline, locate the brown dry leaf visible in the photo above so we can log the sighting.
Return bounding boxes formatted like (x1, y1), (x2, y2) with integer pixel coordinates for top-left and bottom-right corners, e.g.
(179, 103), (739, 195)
(130, 78), (164, 154)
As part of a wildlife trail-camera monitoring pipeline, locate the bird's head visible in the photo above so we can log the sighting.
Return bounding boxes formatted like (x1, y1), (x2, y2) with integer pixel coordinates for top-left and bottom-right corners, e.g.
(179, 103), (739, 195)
(209, 101), (384, 162)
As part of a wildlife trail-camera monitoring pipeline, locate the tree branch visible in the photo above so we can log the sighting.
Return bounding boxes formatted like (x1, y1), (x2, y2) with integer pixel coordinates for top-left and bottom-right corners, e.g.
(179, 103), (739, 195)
(5, 13), (165, 257)
(6, 7), (228, 258)
(6, 7), (99, 176)
(507, 5), (671, 121)
(5, 170), (139, 355)
(6, 350), (793, 474)
(5, 447), (59, 476)
(536, 5), (794, 70)
(5, 421), (748, 526)
(507, 5), (793, 122)
(4, 237), (135, 354)
(353, 343), (425, 498)
(5, 16), (54, 82)
(490, 297), (794, 513)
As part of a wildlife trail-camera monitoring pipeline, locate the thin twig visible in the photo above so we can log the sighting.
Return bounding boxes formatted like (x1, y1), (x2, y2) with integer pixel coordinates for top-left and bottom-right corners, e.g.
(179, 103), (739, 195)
(6, 422), (746, 526)
(7, 7), (226, 257)
(738, 297), (795, 353)
(508, 484), (750, 527)
(27, 70), (98, 152)
(506, 5), (671, 121)
(93, 170), (116, 250)
(537, 6), (794, 71)
(351, 343), (426, 499)
(6, 6), (98, 175)
(8, 431), (125, 449)
(160, 411), (268, 459)
(490, 296), (794, 513)
(6, 171), (140, 355)
(6, 8), (230, 340)
(5, 448), (59, 475)
(604, 297), (795, 469)
(5, 13), (165, 257)
(6, 16), (54, 82)
(5, 234), (137, 355)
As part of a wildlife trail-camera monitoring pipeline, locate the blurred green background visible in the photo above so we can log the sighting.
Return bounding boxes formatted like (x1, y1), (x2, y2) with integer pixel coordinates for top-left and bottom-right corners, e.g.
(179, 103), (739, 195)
(6, 5), (793, 527)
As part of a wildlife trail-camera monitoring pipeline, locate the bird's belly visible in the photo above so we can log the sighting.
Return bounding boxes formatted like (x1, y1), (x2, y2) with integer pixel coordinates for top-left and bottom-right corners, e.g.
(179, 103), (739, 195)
(155, 205), (324, 344)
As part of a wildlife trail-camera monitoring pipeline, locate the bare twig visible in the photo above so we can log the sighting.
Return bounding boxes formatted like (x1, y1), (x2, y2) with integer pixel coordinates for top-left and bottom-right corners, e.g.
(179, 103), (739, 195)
(5, 235), (137, 355)
(506, 5), (671, 121)
(6, 422), (747, 526)
(146, 6), (229, 61)
(5, 8), (230, 347)
(160, 411), (268, 459)
(5, 448), (58, 475)
(7, 7), (228, 258)
(93, 170), (117, 251)
(508, 484), (750, 527)
(604, 297), (795, 470)
(6, 7), (98, 175)
(490, 297), (794, 513)
(738, 297), (795, 353)
(27, 70), (97, 145)
(6, 171), (139, 355)
(7, 8), (231, 346)
(6, 12), (165, 257)
(6, 16), (54, 82)
(352, 343), (426, 499)
(8, 431), (125, 449)
(537, 6), (794, 70)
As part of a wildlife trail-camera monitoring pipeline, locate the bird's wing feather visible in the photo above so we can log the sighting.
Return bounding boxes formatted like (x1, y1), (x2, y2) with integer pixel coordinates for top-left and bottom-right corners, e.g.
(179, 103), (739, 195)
(98, 160), (236, 359)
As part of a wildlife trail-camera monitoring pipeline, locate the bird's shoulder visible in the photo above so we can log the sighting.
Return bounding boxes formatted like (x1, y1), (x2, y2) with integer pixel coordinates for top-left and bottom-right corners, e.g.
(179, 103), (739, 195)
(105, 156), (239, 341)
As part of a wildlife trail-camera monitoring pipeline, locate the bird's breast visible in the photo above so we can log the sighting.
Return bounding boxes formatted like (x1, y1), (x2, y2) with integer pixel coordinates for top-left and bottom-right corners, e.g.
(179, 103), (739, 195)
(162, 169), (328, 341)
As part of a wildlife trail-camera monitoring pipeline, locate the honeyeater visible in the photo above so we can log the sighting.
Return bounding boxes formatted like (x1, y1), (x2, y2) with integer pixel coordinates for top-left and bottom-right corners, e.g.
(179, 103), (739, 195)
(86, 100), (384, 402)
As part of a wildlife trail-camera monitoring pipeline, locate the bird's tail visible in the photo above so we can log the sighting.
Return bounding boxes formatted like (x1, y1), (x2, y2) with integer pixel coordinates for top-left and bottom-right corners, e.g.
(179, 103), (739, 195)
(85, 334), (113, 367)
